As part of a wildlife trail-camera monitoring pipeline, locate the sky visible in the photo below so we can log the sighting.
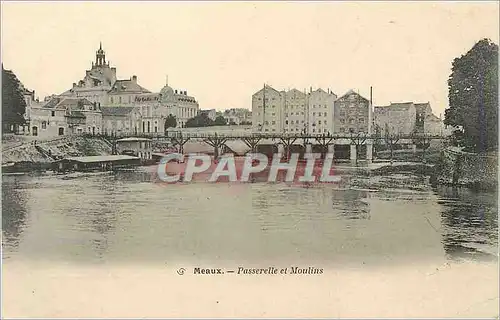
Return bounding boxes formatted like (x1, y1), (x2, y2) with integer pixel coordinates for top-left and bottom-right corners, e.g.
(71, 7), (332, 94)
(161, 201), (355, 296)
(1, 1), (499, 116)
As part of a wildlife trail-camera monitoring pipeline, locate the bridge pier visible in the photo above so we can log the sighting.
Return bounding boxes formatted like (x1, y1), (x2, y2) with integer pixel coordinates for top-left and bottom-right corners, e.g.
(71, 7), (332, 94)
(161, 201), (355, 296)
(350, 144), (357, 163)
(203, 134), (227, 159)
(315, 135), (335, 159)
(242, 137), (262, 153)
(328, 144), (335, 154)
(305, 144), (312, 154)
(279, 137), (297, 160)
(171, 137), (191, 154)
(366, 143), (373, 163)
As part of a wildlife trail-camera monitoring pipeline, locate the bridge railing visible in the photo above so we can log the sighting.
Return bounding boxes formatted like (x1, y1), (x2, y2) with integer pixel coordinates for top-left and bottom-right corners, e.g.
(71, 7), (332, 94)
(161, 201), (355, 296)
(82, 131), (447, 141)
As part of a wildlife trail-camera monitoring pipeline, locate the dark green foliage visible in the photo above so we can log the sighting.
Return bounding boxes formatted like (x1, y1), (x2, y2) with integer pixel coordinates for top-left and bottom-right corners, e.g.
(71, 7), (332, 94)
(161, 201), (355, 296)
(2, 66), (27, 133)
(445, 39), (498, 152)
(185, 113), (228, 127)
(164, 114), (177, 131)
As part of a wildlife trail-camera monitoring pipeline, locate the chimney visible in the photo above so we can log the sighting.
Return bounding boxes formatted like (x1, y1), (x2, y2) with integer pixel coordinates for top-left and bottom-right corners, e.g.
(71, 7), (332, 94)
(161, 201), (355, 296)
(132, 75), (137, 83)
(310, 86), (312, 93)
(73, 83), (77, 88)
(175, 90), (178, 94)
(185, 90), (188, 95)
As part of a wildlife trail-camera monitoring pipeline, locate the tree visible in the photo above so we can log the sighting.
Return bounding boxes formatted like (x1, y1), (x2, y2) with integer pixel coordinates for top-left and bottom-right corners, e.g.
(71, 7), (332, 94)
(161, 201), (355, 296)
(164, 114), (177, 132)
(2, 66), (27, 133)
(445, 38), (498, 152)
(185, 113), (213, 128)
(213, 115), (227, 126)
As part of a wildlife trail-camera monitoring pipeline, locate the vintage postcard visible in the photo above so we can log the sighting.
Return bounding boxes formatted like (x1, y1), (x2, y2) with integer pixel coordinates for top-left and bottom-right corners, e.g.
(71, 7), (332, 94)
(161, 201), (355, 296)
(1, 1), (499, 318)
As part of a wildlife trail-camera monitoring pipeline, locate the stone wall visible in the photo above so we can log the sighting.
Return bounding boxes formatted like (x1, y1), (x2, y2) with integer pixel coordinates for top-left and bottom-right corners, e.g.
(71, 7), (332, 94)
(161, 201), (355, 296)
(435, 147), (498, 190)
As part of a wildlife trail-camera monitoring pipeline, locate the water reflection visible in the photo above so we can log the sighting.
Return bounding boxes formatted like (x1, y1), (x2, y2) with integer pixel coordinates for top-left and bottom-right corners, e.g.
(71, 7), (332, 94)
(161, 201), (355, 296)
(436, 186), (498, 261)
(2, 175), (29, 250)
(1, 171), (498, 265)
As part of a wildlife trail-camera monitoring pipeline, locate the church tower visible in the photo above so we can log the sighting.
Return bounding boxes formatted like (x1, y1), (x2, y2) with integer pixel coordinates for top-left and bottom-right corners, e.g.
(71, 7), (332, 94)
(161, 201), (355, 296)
(95, 42), (107, 67)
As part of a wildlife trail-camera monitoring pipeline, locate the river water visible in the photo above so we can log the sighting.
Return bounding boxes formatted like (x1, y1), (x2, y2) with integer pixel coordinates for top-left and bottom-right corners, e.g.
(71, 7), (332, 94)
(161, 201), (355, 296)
(2, 168), (499, 318)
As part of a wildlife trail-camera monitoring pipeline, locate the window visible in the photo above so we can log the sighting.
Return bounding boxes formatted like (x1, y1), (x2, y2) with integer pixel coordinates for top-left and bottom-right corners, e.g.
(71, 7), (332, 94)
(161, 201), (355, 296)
(110, 97), (114, 104)
(272, 113), (275, 116)
(359, 118), (365, 123)
(313, 112), (316, 116)
(340, 119), (345, 124)
(119, 97), (122, 104)
(285, 120), (288, 125)
(272, 121), (276, 125)
(340, 127), (345, 133)
(318, 120), (322, 124)
(291, 120), (294, 124)
(312, 129), (315, 133)
(42, 121), (47, 129)
(51, 111), (55, 117)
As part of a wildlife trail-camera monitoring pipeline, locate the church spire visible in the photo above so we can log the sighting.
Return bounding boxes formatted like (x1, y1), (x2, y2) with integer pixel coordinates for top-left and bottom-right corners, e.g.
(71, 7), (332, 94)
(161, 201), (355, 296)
(95, 42), (106, 67)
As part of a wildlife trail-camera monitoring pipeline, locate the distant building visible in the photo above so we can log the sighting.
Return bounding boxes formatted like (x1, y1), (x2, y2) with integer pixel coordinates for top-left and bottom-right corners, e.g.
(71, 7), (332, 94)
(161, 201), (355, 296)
(283, 89), (307, 134)
(307, 88), (336, 135)
(252, 85), (283, 133)
(374, 102), (417, 135)
(57, 43), (199, 129)
(252, 85), (336, 134)
(30, 97), (102, 138)
(334, 90), (371, 134)
(101, 106), (136, 135)
(199, 109), (217, 121)
(60, 43), (117, 105)
(222, 108), (251, 125)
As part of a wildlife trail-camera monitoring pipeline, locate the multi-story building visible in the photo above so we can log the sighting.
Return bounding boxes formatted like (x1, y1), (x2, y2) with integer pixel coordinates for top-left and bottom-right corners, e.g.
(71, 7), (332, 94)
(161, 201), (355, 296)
(60, 43), (117, 105)
(252, 86), (336, 134)
(30, 97), (102, 138)
(374, 102), (417, 135)
(107, 76), (151, 105)
(283, 89), (307, 134)
(307, 88), (337, 135)
(57, 43), (199, 129)
(333, 90), (372, 134)
(252, 85), (283, 133)
(374, 101), (449, 137)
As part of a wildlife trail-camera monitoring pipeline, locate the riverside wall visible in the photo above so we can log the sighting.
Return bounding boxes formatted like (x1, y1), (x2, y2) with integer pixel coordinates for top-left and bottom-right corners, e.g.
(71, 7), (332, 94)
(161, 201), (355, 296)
(434, 147), (498, 191)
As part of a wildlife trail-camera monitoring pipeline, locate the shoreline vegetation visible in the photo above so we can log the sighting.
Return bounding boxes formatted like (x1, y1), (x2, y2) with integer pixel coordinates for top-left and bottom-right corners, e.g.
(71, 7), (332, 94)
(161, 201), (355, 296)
(2, 134), (497, 192)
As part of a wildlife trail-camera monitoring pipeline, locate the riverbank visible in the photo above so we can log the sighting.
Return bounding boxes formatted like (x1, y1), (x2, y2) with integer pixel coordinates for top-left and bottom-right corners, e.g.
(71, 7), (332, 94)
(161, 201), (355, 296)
(2, 135), (113, 169)
(433, 147), (498, 191)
